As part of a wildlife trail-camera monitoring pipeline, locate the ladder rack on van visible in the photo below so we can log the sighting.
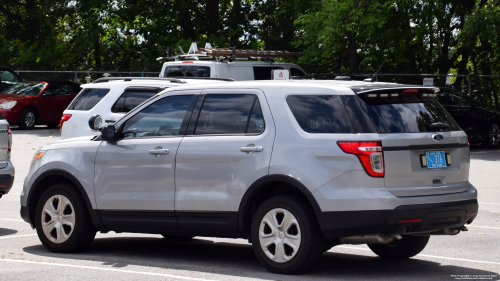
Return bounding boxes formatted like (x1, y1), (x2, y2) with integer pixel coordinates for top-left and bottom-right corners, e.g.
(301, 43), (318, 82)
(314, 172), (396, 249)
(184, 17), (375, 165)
(157, 43), (300, 62)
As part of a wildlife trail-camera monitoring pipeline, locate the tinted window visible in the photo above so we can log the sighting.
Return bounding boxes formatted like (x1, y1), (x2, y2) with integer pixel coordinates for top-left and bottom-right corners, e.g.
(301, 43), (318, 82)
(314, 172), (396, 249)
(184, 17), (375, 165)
(112, 91), (158, 113)
(287, 95), (354, 133)
(45, 84), (78, 96)
(122, 95), (194, 138)
(247, 99), (265, 134)
(195, 94), (256, 135)
(291, 68), (305, 77)
(4, 82), (45, 95)
(253, 67), (284, 80)
(343, 93), (461, 133)
(164, 65), (210, 77)
(70, 88), (110, 110)
(0, 70), (19, 84)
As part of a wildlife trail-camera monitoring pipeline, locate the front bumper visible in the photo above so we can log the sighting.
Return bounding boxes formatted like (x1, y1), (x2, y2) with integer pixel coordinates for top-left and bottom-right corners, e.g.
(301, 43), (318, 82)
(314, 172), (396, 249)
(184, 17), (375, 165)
(317, 199), (478, 240)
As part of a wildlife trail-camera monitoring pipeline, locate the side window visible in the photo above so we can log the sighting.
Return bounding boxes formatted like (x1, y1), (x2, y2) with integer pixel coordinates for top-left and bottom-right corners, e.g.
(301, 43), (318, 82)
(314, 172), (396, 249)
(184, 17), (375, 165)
(287, 95), (354, 133)
(449, 94), (471, 106)
(45, 84), (73, 96)
(253, 67), (284, 80)
(121, 95), (194, 138)
(195, 94), (264, 135)
(69, 88), (110, 110)
(112, 91), (158, 113)
(0, 70), (19, 84)
(290, 68), (306, 77)
(436, 94), (452, 106)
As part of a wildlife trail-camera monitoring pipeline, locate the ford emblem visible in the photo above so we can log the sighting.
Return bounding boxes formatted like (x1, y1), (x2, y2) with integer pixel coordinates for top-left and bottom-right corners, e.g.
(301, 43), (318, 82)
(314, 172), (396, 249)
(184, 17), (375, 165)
(431, 133), (444, 142)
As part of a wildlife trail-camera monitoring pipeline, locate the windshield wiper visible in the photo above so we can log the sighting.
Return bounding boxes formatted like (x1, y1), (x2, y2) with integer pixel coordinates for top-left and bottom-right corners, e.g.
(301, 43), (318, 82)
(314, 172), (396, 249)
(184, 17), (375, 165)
(429, 123), (450, 130)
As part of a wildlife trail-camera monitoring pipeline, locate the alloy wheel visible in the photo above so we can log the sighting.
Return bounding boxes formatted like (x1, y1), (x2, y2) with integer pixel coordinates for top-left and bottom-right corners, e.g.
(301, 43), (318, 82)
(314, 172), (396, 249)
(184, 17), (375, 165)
(41, 195), (76, 244)
(489, 124), (500, 146)
(259, 208), (301, 263)
(25, 111), (35, 128)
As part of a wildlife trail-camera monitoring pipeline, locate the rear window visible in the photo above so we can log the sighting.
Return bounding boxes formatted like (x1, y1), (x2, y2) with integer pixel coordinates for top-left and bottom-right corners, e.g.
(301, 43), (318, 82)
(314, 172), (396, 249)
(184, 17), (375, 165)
(112, 90), (158, 113)
(342, 93), (461, 133)
(287, 95), (354, 133)
(69, 88), (110, 111)
(164, 65), (210, 77)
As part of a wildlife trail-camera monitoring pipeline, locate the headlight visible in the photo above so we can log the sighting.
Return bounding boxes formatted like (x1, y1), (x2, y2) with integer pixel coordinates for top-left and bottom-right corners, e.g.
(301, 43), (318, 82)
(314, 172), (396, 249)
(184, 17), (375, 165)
(0, 101), (17, 109)
(33, 151), (46, 161)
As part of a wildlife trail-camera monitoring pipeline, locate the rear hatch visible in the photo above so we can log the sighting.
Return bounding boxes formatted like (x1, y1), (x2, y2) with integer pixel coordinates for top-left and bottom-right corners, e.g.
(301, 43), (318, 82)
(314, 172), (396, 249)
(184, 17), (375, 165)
(0, 117), (10, 161)
(343, 87), (470, 197)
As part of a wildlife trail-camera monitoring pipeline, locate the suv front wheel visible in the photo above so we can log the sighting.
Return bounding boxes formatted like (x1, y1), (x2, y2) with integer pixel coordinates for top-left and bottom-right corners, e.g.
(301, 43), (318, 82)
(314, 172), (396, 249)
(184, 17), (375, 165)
(35, 183), (96, 252)
(251, 195), (325, 274)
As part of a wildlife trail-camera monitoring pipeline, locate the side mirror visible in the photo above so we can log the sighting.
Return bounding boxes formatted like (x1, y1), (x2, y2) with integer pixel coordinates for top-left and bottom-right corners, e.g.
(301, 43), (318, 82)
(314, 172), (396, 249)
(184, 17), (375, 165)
(88, 115), (103, 131)
(101, 125), (116, 142)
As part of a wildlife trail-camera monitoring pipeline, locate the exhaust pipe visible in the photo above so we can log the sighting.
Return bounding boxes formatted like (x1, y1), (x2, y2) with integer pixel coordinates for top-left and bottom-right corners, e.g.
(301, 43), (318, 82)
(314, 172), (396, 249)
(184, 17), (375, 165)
(339, 233), (402, 245)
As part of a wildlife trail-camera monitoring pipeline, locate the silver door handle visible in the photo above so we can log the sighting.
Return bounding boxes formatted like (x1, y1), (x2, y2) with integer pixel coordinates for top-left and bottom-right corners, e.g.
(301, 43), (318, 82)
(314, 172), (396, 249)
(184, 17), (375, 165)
(240, 146), (263, 152)
(149, 149), (170, 155)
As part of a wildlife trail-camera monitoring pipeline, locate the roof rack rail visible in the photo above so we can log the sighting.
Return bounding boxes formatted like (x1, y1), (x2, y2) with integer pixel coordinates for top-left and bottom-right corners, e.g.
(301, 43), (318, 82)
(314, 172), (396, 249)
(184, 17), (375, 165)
(157, 42), (300, 62)
(92, 77), (234, 84)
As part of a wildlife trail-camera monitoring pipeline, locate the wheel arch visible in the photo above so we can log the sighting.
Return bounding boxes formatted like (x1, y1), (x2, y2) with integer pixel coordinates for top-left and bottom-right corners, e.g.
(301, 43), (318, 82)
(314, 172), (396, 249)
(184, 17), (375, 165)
(26, 169), (106, 231)
(237, 174), (321, 238)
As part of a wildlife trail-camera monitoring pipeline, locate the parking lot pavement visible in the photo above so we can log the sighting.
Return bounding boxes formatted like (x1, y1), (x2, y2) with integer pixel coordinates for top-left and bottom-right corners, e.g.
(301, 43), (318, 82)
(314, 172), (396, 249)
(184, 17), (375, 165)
(0, 128), (499, 280)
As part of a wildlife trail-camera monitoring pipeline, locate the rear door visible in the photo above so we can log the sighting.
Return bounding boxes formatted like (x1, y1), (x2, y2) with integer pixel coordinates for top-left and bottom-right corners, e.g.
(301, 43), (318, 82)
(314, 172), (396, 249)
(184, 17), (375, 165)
(343, 89), (470, 197)
(37, 83), (76, 123)
(174, 89), (275, 237)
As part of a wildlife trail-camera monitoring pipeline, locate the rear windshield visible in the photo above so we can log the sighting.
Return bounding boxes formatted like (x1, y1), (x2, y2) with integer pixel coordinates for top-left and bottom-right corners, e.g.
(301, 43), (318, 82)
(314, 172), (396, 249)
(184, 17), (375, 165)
(342, 93), (461, 133)
(164, 65), (210, 77)
(69, 88), (110, 111)
(3, 82), (45, 95)
(287, 95), (354, 133)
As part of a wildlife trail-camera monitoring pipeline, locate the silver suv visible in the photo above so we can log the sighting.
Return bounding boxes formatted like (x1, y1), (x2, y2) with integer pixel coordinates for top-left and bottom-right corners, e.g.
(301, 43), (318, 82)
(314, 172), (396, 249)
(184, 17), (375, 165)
(20, 80), (478, 274)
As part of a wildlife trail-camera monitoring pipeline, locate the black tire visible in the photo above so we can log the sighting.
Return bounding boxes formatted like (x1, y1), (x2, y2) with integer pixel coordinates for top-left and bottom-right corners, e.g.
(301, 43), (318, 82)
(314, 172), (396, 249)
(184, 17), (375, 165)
(18, 108), (37, 130)
(251, 194), (325, 274)
(35, 183), (96, 253)
(482, 122), (500, 148)
(368, 235), (430, 259)
(161, 235), (195, 241)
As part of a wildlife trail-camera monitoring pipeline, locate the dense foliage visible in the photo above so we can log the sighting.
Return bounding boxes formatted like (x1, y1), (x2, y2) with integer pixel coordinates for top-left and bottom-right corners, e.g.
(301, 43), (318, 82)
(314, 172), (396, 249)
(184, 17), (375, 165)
(0, 0), (499, 107)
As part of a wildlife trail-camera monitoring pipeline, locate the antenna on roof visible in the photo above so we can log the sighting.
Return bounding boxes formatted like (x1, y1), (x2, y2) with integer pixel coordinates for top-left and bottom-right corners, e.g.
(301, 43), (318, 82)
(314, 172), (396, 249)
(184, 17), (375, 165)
(369, 58), (387, 82)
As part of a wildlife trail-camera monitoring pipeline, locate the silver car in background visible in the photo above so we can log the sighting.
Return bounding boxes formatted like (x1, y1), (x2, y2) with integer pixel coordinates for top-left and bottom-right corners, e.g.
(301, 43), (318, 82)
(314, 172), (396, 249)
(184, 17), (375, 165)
(20, 80), (477, 274)
(0, 114), (14, 199)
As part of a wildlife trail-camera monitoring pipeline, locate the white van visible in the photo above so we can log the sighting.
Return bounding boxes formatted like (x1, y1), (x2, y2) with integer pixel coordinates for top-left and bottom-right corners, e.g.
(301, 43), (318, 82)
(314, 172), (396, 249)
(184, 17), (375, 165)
(158, 43), (307, 81)
(159, 60), (306, 81)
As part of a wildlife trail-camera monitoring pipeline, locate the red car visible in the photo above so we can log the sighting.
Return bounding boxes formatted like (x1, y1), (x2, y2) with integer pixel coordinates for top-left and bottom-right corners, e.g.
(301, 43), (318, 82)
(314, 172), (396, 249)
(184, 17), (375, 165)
(0, 81), (80, 129)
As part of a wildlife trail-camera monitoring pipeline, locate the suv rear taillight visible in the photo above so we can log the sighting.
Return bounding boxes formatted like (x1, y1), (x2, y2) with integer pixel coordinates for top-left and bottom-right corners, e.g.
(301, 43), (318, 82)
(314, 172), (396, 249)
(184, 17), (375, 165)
(7, 125), (12, 153)
(337, 141), (384, 177)
(60, 114), (72, 131)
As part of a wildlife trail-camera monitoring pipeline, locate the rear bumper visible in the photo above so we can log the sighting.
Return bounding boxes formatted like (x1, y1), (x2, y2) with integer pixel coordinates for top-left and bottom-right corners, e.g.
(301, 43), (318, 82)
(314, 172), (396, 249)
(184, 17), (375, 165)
(0, 161), (15, 196)
(317, 199), (478, 240)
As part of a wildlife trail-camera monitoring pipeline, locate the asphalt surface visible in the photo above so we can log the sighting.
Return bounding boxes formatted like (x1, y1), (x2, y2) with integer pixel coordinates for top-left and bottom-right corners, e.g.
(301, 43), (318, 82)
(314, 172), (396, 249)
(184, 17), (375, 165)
(0, 127), (498, 280)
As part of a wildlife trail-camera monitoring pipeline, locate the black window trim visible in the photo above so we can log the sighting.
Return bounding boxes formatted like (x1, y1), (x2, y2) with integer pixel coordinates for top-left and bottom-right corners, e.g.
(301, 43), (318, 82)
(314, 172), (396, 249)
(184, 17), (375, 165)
(116, 94), (198, 140)
(187, 93), (266, 137)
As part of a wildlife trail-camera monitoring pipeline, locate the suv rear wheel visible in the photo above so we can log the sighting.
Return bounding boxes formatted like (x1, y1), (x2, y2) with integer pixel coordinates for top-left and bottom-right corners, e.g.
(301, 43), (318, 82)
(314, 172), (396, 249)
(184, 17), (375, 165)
(251, 195), (324, 274)
(35, 183), (96, 252)
(368, 235), (430, 259)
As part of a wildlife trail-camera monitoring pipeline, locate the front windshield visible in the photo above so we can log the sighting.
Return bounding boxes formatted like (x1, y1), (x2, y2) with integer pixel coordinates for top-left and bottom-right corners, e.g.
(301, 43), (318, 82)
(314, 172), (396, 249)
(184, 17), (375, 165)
(2, 82), (46, 95)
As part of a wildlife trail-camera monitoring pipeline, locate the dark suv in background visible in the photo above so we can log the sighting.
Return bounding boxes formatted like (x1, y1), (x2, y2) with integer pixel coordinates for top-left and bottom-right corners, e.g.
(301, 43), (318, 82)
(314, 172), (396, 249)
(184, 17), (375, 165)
(437, 87), (500, 148)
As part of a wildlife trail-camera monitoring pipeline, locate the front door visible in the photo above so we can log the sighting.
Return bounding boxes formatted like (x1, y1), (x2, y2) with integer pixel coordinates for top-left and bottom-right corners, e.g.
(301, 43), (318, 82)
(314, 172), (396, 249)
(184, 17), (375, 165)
(175, 89), (275, 237)
(94, 93), (197, 233)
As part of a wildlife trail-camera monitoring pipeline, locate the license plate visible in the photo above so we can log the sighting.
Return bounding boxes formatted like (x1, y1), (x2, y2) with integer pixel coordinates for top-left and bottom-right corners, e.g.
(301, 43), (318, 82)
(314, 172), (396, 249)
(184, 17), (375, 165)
(426, 151), (447, 168)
